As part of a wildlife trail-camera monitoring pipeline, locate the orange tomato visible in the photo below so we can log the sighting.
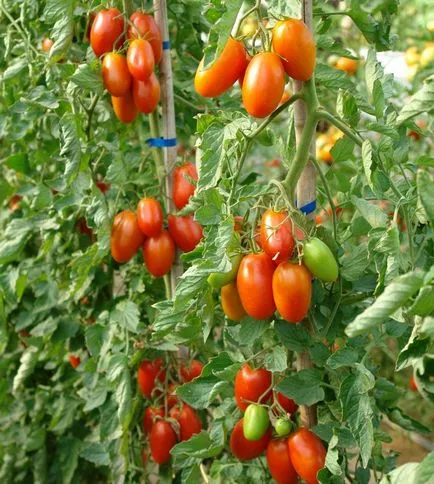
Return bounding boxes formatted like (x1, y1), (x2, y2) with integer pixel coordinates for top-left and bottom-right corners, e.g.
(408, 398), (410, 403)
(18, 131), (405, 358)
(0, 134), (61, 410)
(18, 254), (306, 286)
(221, 282), (247, 321)
(111, 92), (138, 123)
(132, 73), (160, 114)
(142, 230), (175, 277)
(242, 52), (285, 118)
(102, 53), (132, 97)
(335, 57), (358, 75)
(195, 38), (247, 97)
(127, 12), (162, 64)
(272, 19), (316, 81)
(127, 39), (155, 81)
(41, 37), (53, 52)
(111, 210), (145, 263)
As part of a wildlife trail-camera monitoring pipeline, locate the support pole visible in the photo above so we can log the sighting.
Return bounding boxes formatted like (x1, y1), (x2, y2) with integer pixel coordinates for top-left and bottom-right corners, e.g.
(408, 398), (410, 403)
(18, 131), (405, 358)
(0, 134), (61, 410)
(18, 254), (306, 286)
(294, 0), (317, 429)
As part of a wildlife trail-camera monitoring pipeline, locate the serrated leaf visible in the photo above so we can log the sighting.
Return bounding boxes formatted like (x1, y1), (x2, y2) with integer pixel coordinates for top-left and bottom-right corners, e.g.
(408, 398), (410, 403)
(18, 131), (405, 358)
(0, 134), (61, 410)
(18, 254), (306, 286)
(264, 346), (287, 372)
(70, 63), (104, 93)
(13, 347), (38, 394)
(346, 271), (426, 337)
(327, 346), (359, 369)
(387, 408), (430, 434)
(352, 196), (388, 228)
(380, 463), (419, 484)
(177, 376), (229, 409)
(408, 286), (434, 317)
(396, 75), (434, 124)
(417, 169), (434, 224)
(416, 452), (434, 484)
(275, 320), (311, 352)
(325, 434), (342, 476)
(111, 300), (142, 334)
(80, 442), (110, 466)
(276, 369), (325, 406)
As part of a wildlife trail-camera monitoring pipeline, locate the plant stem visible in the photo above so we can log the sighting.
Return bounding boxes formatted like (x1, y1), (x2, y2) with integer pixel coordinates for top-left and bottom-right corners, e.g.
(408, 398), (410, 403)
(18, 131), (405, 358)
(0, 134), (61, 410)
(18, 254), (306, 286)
(86, 94), (100, 141)
(316, 109), (363, 146)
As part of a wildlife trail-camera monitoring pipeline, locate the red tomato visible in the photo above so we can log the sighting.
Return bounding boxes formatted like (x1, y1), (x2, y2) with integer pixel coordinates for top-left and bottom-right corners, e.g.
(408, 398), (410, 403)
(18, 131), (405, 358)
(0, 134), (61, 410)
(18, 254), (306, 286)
(234, 216), (244, 233)
(96, 180), (110, 193)
(69, 355), (80, 369)
(143, 406), (165, 434)
(195, 38), (248, 97)
(287, 428), (326, 484)
(242, 52), (285, 118)
(170, 404), (202, 441)
(77, 217), (93, 237)
(41, 37), (53, 52)
(128, 12), (162, 64)
(137, 197), (164, 237)
(149, 420), (177, 464)
(180, 359), (204, 382)
(9, 194), (22, 212)
(110, 210), (145, 263)
(132, 73), (160, 113)
(172, 163), (198, 210)
(267, 439), (298, 484)
(90, 8), (124, 57)
(272, 19), (316, 81)
(235, 364), (272, 412)
(127, 39), (155, 81)
(167, 383), (178, 408)
(335, 57), (358, 75)
(259, 209), (295, 264)
(137, 359), (166, 398)
(409, 375), (418, 392)
(230, 418), (271, 460)
(272, 262), (312, 323)
(102, 53), (132, 97)
(275, 392), (298, 415)
(111, 92), (138, 123)
(168, 214), (203, 252)
(143, 229), (175, 277)
(221, 282), (247, 321)
(237, 253), (276, 320)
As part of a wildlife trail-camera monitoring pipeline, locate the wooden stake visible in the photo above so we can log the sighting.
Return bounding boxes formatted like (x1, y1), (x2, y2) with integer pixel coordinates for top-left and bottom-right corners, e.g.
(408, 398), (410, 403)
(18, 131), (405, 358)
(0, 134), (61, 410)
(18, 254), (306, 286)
(294, 0), (318, 429)
(153, 0), (183, 298)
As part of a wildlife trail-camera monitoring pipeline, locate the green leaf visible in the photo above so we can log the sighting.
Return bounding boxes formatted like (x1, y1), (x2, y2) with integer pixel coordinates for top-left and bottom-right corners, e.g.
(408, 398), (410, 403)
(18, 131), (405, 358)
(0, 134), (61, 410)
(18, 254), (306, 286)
(59, 113), (82, 184)
(57, 435), (80, 484)
(409, 286), (434, 317)
(417, 169), (434, 224)
(0, 292), (8, 355)
(111, 300), (142, 334)
(416, 452), (434, 484)
(80, 442), (110, 466)
(396, 75), (434, 124)
(346, 271), (426, 337)
(316, 63), (354, 90)
(70, 63), (104, 93)
(116, 370), (133, 431)
(387, 408), (430, 434)
(325, 434), (342, 476)
(177, 376), (229, 409)
(45, 0), (75, 61)
(13, 347), (39, 394)
(276, 369), (325, 406)
(264, 346), (287, 372)
(275, 320), (311, 352)
(351, 196), (388, 228)
(5, 152), (30, 174)
(380, 463), (419, 484)
(362, 140), (374, 191)
(326, 346), (359, 369)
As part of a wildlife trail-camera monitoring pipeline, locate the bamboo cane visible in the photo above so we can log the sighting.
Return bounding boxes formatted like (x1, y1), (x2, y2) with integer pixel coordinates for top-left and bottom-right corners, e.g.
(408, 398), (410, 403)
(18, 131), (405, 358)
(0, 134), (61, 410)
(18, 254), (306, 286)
(294, 0), (318, 429)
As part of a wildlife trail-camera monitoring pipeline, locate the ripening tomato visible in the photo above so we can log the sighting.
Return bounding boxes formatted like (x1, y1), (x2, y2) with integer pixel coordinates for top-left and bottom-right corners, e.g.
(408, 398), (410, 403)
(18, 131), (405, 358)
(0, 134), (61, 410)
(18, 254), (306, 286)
(110, 210), (144, 263)
(41, 37), (53, 52)
(128, 12), (162, 64)
(102, 53), (132, 97)
(287, 428), (326, 484)
(137, 197), (164, 237)
(335, 57), (358, 75)
(409, 375), (418, 392)
(77, 217), (93, 237)
(275, 392), (298, 415)
(90, 8), (124, 57)
(172, 163), (198, 210)
(221, 282), (247, 321)
(243, 404), (270, 441)
(303, 237), (338, 282)
(69, 355), (80, 369)
(143, 406), (165, 434)
(149, 420), (177, 464)
(208, 253), (243, 289)
(235, 364), (272, 412)
(195, 38), (247, 97)
(132, 74), (160, 113)
(237, 252), (276, 320)
(230, 418), (271, 461)
(259, 210), (295, 264)
(96, 180), (110, 193)
(168, 214), (203, 252)
(166, 383), (178, 408)
(169, 404), (202, 441)
(234, 216), (244, 233)
(9, 194), (22, 212)
(111, 92), (138, 123)
(143, 230), (175, 277)
(137, 359), (166, 398)
(242, 52), (285, 118)
(272, 262), (312, 323)
(267, 439), (298, 484)
(272, 19), (316, 81)
(127, 39), (155, 81)
(180, 360), (204, 382)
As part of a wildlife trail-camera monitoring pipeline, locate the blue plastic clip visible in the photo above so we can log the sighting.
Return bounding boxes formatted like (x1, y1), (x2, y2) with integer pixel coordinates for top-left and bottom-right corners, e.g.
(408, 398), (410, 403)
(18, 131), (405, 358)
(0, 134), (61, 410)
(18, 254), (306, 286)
(299, 200), (317, 215)
(162, 40), (170, 50)
(146, 138), (177, 148)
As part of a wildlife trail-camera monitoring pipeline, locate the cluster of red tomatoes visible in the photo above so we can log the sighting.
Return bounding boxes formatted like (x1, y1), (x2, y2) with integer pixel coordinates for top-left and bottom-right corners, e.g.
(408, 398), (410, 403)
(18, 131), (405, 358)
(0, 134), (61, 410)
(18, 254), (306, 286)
(211, 209), (339, 324)
(137, 358), (204, 465)
(195, 18), (316, 118)
(110, 163), (203, 273)
(89, 8), (162, 123)
(231, 364), (326, 484)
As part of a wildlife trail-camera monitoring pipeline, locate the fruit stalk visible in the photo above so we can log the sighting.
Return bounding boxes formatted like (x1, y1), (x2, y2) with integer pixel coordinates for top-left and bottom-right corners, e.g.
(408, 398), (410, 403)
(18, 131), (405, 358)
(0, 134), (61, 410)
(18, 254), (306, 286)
(292, 0), (318, 429)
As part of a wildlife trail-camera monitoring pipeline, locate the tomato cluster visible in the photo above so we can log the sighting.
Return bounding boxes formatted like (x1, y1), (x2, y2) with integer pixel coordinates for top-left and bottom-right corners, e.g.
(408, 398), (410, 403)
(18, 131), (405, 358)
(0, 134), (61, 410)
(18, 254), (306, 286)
(195, 18), (316, 118)
(230, 364), (325, 483)
(211, 211), (338, 324)
(138, 358), (204, 465)
(90, 9), (162, 123)
(110, 163), (202, 272)
(316, 125), (343, 164)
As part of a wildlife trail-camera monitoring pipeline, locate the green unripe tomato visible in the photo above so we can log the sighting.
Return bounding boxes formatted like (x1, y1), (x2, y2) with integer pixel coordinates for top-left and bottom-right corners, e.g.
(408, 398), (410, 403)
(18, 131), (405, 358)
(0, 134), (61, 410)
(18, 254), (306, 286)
(243, 404), (270, 441)
(274, 417), (292, 436)
(303, 237), (338, 282)
(207, 253), (242, 289)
